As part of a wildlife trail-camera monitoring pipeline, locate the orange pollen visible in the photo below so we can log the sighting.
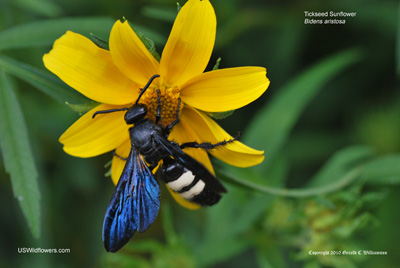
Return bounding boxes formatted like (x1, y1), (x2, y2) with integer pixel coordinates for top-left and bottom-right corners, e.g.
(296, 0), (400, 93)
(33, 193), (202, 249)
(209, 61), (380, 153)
(139, 85), (182, 127)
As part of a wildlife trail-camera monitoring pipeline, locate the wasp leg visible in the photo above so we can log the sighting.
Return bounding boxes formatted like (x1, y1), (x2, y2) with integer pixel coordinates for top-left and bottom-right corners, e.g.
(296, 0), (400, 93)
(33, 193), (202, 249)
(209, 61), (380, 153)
(166, 98), (181, 132)
(112, 151), (128, 161)
(180, 132), (240, 150)
(155, 89), (162, 124)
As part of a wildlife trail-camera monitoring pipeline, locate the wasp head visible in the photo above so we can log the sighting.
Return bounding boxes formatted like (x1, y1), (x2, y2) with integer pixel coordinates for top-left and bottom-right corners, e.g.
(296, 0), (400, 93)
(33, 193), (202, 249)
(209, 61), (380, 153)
(124, 103), (148, 125)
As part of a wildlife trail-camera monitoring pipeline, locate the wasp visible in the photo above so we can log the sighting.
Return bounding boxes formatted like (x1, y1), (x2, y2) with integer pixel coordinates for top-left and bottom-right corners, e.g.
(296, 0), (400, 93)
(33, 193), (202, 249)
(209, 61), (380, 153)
(93, 75), (236, 252)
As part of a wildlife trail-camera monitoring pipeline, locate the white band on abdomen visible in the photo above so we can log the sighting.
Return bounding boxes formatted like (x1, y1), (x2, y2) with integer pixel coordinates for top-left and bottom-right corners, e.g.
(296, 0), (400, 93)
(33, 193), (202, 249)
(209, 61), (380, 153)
(167, 170), (195, 192)
(180, 180), (206, 199)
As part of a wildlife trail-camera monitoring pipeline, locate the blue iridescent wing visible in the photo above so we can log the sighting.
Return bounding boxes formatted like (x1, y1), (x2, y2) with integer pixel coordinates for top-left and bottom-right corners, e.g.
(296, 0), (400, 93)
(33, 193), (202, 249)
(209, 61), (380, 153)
(132, 151), (160, 233)
(102, 149), (160, 252)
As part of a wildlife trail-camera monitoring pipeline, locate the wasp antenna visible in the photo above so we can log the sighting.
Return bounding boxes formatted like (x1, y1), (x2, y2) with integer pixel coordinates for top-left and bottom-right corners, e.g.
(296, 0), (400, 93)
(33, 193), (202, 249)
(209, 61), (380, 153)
(92, 107), (129, 118)
(135, 74), (160, 104)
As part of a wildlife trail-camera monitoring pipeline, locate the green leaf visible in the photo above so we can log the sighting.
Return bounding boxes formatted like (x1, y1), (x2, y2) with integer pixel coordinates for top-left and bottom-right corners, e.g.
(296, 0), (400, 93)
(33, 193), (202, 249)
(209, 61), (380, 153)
(205, 189), (271, 241)
(142, 5), (178, 22)
(256, 247), (289, 268)
(90, 33), (109, 50)
(162, 202), (178, 246)
(65, 101), (99, 114)
(199, 238), (250, 267)
(0, 17), (114, 51)
(397, 1), (400, 77)
(197, 185), (273, 266)
(0, 0), (13, 27)
(105, 253), (152, 268)
(134, 24), (167, 46)
(0, 70), (40, 238)
(212, 57), (221, 70)
(131, 24), (161, 61)
(209, 110), (234, 120)
(125, 239), (164, 253)
(11, 0), (63, 18)
(308, 146), (374, 187)
(362, 155), (400, 184)
(244, 48), (363, 172)
(0, 54), (89, 104)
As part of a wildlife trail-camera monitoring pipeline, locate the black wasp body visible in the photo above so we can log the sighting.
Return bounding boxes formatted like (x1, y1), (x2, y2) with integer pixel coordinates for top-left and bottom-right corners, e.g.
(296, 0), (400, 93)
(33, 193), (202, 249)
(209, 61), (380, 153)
(129, 118), (169, 166)
(93, 74), (233, 252)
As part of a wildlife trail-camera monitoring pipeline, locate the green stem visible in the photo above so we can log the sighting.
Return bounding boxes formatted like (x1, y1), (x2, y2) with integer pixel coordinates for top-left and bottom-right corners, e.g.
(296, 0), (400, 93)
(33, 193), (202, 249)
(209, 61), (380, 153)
(217, 168), (361, 198)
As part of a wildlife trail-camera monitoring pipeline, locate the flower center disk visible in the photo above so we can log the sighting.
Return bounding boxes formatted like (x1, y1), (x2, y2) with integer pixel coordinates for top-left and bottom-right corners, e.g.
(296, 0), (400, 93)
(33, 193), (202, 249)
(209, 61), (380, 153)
(140, 85), (182, 127)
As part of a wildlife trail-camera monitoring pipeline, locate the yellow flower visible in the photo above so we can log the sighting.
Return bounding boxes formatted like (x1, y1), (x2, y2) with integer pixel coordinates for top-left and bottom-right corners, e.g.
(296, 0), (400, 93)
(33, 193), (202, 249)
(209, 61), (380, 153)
(43, 0), (270, 209)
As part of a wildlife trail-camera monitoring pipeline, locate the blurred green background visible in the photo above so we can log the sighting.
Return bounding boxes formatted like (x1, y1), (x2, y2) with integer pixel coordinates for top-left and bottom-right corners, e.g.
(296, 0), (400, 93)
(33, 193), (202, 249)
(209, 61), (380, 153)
(0, 0), (399, 267)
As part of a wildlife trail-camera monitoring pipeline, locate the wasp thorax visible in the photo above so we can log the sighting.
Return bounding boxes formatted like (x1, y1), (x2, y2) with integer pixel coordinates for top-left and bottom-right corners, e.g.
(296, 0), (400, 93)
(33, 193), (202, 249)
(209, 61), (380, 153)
(139, 85), (182, 126)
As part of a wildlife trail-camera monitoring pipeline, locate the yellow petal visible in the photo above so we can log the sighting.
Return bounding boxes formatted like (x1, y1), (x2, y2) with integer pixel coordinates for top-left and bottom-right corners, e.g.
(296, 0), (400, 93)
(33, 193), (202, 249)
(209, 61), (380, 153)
(111, 139), (131, 185)
(179, 106), (264, 167)
(170, 116), (215, 173)
(43, 31), (139, 105)
(109, 20), (160, 86)
(181, 67), (270, 112)
(166, 186), (201, 210)
(160, 0), (216, 86)
(60, 104), (130, 157)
